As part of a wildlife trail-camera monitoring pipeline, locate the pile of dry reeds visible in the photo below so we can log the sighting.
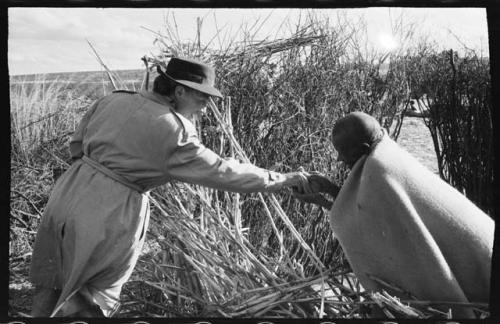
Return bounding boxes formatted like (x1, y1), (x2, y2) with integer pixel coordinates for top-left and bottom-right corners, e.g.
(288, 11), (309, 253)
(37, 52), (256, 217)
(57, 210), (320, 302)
(120, 182), (455, 318)
(121, 183), (359, 317)
(139, 11), (415, 277)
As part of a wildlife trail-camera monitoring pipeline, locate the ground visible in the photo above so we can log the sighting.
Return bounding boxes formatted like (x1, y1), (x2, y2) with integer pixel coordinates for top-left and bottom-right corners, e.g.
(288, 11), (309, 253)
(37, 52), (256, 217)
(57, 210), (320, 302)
(395, 117), (437, 174)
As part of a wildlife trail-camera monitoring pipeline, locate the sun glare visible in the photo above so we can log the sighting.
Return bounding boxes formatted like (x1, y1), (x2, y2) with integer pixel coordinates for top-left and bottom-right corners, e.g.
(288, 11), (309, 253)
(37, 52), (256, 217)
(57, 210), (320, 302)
(377, 32), (399, 52)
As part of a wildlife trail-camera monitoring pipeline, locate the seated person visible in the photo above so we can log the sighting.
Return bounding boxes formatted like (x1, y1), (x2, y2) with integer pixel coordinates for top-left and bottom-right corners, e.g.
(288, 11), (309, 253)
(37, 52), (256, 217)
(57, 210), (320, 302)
(295, 111), (494, 318)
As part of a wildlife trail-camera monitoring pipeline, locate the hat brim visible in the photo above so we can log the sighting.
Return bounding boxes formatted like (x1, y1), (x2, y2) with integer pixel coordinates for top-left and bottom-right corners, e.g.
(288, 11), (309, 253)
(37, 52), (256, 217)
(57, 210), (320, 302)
(165, 74), (223, 98)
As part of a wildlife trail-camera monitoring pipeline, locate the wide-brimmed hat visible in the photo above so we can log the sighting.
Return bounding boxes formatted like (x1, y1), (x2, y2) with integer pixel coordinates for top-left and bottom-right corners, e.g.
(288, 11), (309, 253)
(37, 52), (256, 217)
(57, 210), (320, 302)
(159, 57), (223, 98)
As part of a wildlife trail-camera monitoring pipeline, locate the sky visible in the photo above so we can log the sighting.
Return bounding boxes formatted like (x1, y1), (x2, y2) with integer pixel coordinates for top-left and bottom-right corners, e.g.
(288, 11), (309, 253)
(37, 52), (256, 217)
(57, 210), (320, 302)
(8, 7), (489, 76)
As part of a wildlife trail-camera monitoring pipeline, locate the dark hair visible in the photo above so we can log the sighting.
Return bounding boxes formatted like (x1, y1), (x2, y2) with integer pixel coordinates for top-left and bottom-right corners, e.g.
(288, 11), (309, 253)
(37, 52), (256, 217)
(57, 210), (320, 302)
(153, 74), (179, 96)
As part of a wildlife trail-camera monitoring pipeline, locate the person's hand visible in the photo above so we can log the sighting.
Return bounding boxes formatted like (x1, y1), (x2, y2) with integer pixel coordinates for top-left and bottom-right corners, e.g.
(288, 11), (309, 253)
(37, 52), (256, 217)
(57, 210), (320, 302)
(284, 171), (312, 194)
(307, 173), (341, 198)
(292, 190), (333, 210)
(292, 170), (340, 197)
(290, 170), (339, 209)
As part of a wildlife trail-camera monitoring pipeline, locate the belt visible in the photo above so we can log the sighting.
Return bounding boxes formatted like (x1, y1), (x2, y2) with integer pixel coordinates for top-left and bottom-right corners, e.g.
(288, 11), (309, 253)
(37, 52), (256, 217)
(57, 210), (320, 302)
(81, 155), (144, 193)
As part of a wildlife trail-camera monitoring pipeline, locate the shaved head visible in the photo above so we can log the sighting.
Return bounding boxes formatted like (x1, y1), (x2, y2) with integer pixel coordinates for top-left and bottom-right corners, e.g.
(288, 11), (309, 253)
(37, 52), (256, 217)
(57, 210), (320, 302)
(332, 112), (382, 144)
(331, 112), (384, 168)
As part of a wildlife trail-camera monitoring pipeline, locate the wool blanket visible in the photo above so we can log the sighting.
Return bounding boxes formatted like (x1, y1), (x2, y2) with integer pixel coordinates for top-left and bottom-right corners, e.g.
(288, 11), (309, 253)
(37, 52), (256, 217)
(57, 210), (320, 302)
(329, 135), (494, 318)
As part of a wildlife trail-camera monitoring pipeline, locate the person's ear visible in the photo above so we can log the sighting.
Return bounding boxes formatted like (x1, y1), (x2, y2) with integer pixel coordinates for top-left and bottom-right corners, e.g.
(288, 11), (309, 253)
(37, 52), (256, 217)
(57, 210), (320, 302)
(359, 142), (371, 155)
(174, 85), (185, 98)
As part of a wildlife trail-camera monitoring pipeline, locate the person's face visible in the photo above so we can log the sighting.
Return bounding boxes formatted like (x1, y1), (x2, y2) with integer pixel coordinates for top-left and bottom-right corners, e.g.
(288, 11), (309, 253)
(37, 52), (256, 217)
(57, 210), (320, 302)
(175, 86), (210, 116)
(331, 132), (363, 169)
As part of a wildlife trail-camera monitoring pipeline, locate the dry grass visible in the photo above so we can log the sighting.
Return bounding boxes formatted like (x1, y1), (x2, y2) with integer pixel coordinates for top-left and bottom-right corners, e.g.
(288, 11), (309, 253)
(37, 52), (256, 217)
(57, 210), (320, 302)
(407, 48), (493, 215)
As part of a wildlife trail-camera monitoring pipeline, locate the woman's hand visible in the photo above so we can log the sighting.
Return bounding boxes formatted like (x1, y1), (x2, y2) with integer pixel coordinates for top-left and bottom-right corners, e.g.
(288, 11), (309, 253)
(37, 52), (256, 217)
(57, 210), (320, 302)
(306, 173), (341, 197)
(290, 170), (339, 210)
(292, 190), (333, 210)
(283, 171), (312, 194)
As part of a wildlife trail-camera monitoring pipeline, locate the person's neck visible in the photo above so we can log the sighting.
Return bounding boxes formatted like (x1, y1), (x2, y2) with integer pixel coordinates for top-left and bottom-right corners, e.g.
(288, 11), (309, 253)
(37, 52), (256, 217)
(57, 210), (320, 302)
(176, 108), (194, 119)
(163, 94), (195, 119)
